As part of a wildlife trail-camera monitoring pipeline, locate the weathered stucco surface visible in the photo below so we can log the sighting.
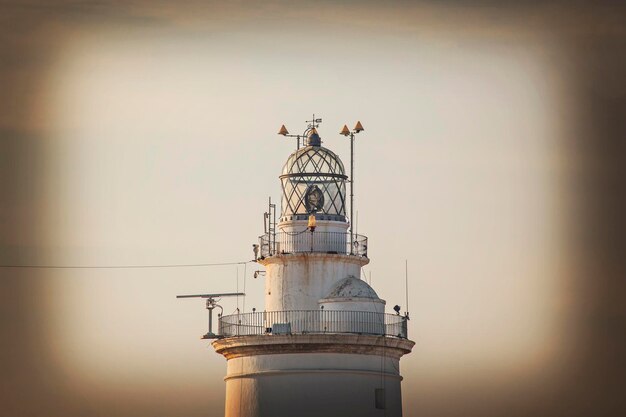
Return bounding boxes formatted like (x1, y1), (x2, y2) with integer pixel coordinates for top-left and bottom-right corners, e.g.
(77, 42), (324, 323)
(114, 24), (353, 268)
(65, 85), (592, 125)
(259, 252), (369, 311)
(213, 334), (414, 417)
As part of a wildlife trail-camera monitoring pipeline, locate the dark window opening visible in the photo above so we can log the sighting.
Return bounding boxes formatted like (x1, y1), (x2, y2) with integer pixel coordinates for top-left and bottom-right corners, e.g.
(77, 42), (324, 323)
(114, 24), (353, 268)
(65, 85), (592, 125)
(375, 388), (386, 410)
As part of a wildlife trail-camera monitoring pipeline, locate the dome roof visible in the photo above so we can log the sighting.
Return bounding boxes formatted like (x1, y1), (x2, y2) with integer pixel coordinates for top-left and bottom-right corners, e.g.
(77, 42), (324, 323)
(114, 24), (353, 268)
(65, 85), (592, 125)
(324, 276), (380, 300)
(281, 145), (346, 178)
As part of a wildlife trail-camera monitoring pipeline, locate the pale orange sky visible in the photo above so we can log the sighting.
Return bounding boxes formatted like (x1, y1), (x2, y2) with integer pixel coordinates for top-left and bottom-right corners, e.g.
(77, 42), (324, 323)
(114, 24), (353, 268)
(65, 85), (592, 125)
(1, 2), (624, 417)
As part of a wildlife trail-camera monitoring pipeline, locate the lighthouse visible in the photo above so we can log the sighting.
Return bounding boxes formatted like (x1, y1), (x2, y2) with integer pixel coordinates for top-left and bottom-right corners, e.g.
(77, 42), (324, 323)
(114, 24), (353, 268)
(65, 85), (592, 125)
(211, 119), (414, 417)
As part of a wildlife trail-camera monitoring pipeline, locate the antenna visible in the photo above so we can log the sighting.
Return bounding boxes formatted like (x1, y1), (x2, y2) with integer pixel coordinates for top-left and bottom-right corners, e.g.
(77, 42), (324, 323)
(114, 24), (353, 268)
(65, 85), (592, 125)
(177, 292), (245, 339)
(236, 267), (241, 312)
(340, 121), (364, 254)
(176, 292), (244, 298)
(242, 263), (247, 313)
(405, 260), (410, 320)
(261, 197), (276, 257)
(269, 197), (276, 255)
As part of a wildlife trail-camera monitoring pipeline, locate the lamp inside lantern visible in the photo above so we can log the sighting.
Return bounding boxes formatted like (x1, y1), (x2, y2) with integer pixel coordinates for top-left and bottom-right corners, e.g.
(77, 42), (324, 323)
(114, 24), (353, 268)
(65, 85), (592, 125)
(308, 213), (317, 231)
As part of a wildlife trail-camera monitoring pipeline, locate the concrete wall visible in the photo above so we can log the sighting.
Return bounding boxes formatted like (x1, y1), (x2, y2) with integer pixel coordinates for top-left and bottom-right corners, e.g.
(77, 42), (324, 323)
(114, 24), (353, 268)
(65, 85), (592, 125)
(277, 219), (348, 254)
(279, 219), (348, 234)
(224, 352), (403, 417)
(261, 253), (368, 311)
(241, 220), (408, 417)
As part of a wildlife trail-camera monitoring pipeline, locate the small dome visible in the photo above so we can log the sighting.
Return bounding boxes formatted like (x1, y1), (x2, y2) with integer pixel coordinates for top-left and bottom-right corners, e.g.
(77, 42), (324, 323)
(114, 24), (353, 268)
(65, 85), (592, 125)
(325, 276), (379, 300)
(281, 146), (345, 178)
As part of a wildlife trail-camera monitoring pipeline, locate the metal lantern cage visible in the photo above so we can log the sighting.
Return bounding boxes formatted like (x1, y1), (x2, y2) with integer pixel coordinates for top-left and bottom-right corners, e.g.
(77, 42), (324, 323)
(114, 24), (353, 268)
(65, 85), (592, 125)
(280, 144), (347, 222)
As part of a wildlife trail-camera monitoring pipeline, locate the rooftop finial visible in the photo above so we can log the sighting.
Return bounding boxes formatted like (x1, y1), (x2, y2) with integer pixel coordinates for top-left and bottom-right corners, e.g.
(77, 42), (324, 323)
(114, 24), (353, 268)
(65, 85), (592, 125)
(307, 127), (321, 146)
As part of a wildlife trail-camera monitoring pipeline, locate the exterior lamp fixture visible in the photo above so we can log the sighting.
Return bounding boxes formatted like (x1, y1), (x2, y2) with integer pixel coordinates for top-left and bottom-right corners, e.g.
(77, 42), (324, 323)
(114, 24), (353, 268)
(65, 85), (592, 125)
(308, 213), (317, 232)
(308, 213), (317, 252)
(340, 121), (364, 254)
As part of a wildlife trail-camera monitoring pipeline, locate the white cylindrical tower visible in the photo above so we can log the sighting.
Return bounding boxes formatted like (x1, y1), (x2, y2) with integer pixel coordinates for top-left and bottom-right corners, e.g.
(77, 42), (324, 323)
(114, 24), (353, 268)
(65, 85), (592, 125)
(212, 123), (413, 417)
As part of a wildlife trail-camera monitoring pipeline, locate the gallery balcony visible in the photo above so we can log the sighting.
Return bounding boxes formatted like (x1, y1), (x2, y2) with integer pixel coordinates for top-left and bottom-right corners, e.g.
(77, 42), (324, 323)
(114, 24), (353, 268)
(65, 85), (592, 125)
(217, 310), (408, 339)
(257, 231), (368, 259)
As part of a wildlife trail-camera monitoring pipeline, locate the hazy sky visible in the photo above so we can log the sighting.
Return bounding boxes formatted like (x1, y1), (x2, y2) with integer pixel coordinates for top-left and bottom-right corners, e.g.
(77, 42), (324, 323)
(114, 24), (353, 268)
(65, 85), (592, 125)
(1, 2), (624, 417)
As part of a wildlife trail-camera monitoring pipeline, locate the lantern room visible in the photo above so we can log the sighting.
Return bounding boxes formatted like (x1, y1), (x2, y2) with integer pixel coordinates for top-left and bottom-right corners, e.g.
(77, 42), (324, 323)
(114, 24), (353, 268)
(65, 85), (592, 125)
(280, 129), (348, 223)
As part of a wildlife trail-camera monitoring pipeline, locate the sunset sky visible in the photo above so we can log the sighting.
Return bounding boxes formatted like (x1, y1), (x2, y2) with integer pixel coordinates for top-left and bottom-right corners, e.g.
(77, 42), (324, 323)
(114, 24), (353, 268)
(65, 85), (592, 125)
(1, 2), (624, 417)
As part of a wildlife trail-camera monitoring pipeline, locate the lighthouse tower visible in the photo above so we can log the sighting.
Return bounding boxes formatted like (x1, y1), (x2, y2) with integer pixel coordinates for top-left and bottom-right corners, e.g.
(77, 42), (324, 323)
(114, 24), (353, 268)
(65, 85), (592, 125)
(212, 120), (414, 417)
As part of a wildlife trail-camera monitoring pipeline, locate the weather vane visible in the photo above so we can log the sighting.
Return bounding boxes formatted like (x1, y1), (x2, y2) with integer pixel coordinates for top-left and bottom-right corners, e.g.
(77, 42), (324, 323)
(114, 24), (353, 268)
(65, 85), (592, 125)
(305, 114), (322, 130)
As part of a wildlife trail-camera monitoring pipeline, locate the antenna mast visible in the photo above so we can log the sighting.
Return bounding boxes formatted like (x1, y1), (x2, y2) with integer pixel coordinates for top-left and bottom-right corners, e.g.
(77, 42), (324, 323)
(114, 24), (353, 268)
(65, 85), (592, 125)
(340, 121), (364, 254)
(264, 197), (276, 256)
(405, 260), (410, 319)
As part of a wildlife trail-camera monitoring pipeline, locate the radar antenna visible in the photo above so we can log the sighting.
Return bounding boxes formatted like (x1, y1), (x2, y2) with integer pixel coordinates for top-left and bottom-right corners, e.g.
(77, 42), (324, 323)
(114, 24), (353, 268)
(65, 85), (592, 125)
(177, 292), (245, 339)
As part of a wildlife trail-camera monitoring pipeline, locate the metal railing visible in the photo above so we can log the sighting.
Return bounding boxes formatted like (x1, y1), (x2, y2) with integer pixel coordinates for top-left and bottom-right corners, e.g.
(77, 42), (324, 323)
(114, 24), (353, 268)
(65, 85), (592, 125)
(258, 231), (368, 258)
(218, 310), (408, 339)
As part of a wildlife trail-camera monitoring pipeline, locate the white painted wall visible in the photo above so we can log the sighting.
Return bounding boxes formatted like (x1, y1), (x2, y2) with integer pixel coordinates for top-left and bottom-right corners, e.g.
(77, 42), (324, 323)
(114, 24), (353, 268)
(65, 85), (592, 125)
(238, 219), (409, 417)
(276, 219), (349, 254)
(224, 352), (403, 417)
(261, 252), (369, 311)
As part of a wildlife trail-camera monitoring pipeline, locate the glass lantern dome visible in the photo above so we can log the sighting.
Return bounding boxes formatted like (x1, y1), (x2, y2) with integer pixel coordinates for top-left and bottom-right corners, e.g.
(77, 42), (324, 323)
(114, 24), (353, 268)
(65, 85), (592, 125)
(280, 131), (347, 222)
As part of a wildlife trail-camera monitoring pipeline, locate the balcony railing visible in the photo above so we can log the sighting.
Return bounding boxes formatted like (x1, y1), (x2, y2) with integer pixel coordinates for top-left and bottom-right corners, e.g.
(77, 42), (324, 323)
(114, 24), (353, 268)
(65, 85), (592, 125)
(218, 310), (408, 339)
(258, 231), (368, 258)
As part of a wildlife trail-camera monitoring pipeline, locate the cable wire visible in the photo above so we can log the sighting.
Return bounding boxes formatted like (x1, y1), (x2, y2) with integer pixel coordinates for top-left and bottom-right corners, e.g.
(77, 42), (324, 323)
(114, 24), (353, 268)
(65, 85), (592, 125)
(0, 261), (253, 269)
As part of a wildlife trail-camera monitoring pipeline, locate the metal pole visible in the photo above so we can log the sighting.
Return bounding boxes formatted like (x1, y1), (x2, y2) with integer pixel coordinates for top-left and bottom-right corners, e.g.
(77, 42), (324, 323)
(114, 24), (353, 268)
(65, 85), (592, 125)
(206, 299), (215, 337)
(350, 132), (354, 254)
(208, 307), (213, 334)
(405, 259), (410, 320)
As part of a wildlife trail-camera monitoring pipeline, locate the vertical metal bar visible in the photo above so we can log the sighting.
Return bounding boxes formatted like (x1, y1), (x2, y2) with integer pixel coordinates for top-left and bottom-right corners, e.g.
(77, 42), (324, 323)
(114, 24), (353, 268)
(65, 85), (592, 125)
(272, 200), (276, 255)
(208, 308), (213, 335)
(350, 132), (354, 254)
